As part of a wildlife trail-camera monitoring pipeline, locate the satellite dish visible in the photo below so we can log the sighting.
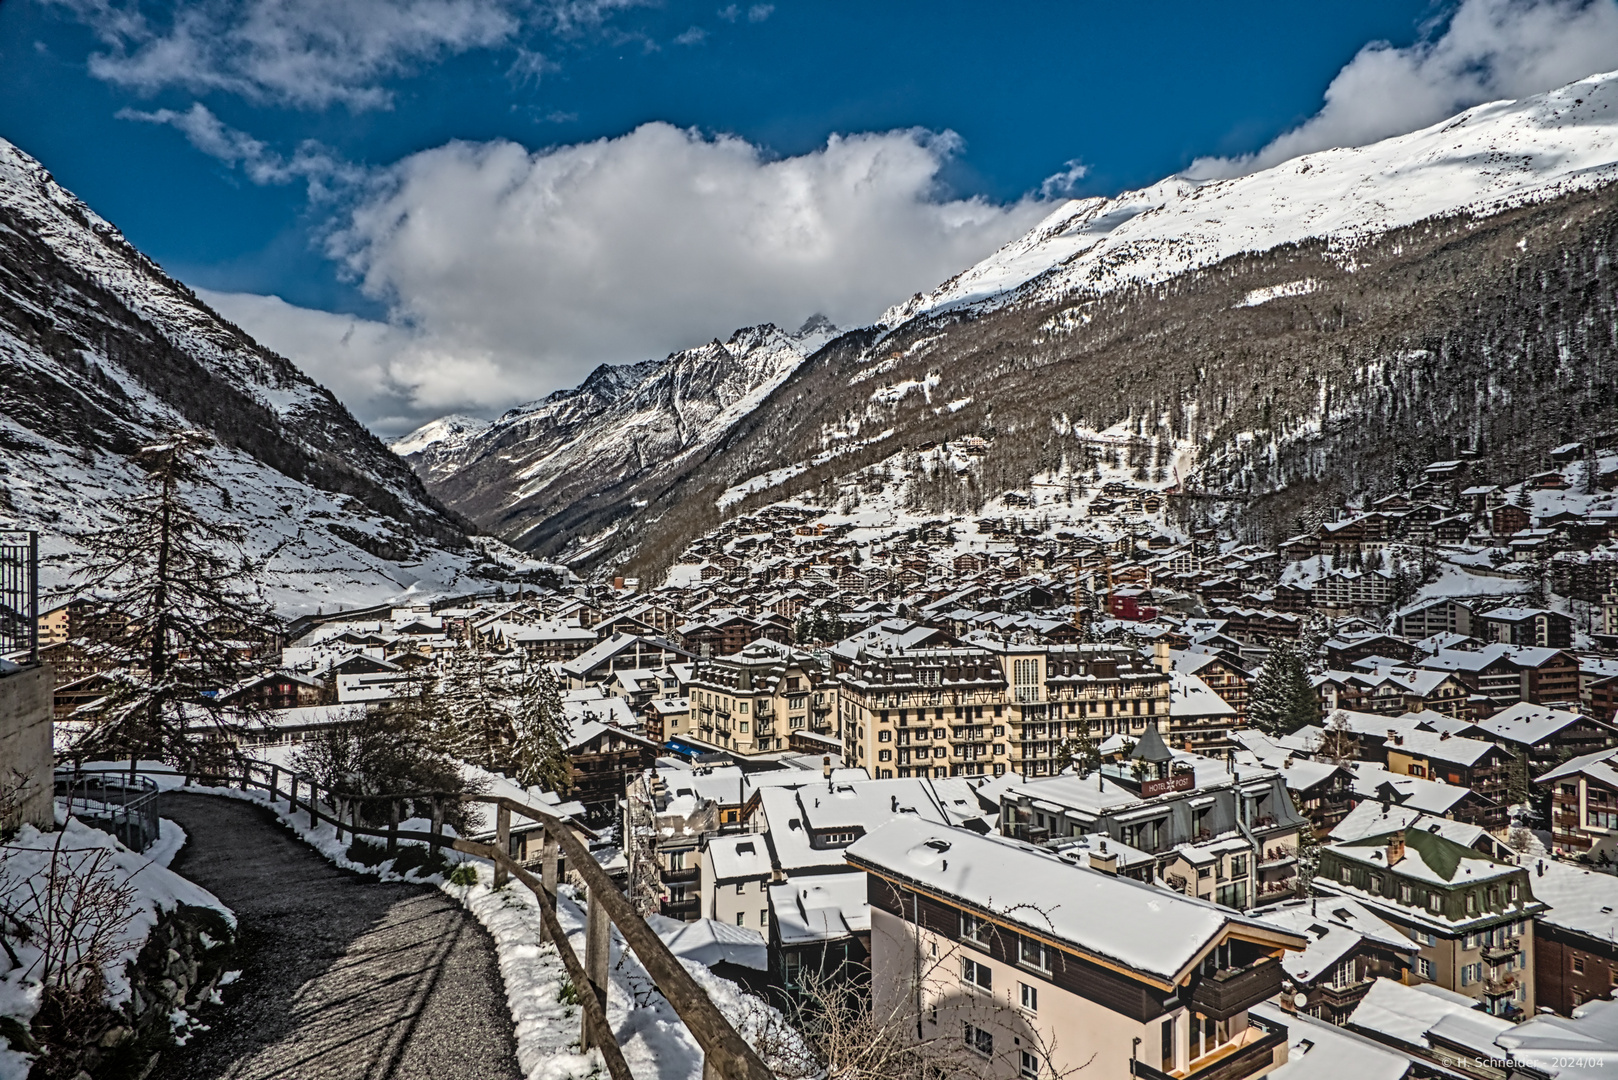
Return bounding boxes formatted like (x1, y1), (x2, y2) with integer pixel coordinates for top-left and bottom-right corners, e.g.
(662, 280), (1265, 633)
(1293, 993), (1309, 1009)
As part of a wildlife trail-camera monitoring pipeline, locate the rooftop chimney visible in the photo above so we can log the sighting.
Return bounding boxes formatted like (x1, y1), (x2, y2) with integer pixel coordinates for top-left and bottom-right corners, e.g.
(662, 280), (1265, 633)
(1388, 832), (1406, 866)
(1089, 849), (1118, 875)
(822, 755), (832, 779)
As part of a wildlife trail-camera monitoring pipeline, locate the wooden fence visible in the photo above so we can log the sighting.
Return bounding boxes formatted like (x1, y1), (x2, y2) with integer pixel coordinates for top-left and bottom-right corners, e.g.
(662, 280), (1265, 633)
(66, 759), (775, 1080)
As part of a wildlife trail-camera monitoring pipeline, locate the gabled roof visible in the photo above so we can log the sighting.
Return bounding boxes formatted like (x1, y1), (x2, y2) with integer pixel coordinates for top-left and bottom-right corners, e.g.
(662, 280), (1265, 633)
(846, 816), (1305, 986)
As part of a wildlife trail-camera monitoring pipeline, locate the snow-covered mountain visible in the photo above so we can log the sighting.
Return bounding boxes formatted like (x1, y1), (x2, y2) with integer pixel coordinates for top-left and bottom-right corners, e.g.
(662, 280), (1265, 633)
(885, 71), (1618, 323)
(394, 317), (838, 562)
(0, 139), (546, 613)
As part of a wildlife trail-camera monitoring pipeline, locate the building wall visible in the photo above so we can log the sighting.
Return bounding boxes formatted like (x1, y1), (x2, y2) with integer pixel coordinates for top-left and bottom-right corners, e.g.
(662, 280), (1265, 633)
(869, 906), (1169, 1080)
(0, 663), (54, 831)
(711, 874), (771, 930)
(1535, 923), (1618, 1015)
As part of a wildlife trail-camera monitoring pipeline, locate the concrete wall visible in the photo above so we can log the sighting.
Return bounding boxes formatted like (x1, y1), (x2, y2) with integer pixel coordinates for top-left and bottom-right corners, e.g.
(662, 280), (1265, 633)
(0, 663), (54, 832)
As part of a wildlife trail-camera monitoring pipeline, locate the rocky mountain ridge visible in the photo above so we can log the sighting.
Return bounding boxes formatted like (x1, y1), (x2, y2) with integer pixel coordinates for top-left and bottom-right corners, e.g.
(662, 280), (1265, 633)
(396, 71), (1618, 581)
(0, 138), (543, 613)
(392, 316), (838, 563)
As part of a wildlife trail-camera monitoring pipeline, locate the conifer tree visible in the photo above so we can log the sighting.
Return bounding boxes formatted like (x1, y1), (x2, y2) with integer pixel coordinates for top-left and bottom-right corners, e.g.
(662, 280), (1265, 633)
(509, 665), (573, 794)
(1248, 644), (1319, 737)
(67, 432), (279, 775)
(1055, 725), (1101, 778)
(436, 645), (515, 770)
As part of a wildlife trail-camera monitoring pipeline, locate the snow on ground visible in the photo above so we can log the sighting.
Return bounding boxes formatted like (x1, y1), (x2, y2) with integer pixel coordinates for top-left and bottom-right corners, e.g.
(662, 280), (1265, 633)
(133, 779), (797, 1080)
(0, 817), (232, 1080)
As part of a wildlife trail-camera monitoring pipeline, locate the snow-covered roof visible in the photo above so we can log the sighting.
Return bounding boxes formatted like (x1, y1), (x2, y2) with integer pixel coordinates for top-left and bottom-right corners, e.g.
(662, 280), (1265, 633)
(846, 816), (1305, 984)
(1254, 898), (1416, 986)
(705, 834), (773, 882)
(1168, 670), (1235, 718)
(1495, 998), (1618, 1077)
(768, 872), (870, 945)
(1466, 701), (1591, 746)
(1348, 978), (1506, 1051)
(1254, 1004), (1415, 1080)
(645, 914), (768, 971)
(1348, 763), (1477, 816)
(1523, 857), (1618, 942)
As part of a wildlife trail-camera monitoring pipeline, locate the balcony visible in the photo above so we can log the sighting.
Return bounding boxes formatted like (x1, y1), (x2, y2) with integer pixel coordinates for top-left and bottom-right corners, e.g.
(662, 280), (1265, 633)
(1481, 939), (1520, 963)
(1130, 1011), (1287, 1080)
(1189, 959), (1285, 1020)
(661, 865), (699, 885)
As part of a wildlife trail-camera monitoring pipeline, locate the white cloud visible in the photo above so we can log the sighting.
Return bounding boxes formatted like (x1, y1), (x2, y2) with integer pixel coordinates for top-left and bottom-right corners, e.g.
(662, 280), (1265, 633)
(215, 123), (1044, 435)
(747, 4), (774, 22)
(1039, 158), (1089, 198)
(1190, 0), (1618, 178)
(50, 0), (523, 109)
(118, 103), (359, 198)
(674, 25), (708, 45)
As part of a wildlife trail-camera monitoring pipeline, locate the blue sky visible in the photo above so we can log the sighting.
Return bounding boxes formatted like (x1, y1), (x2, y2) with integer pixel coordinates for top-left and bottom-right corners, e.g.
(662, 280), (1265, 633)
(5, 0), (1617, 434)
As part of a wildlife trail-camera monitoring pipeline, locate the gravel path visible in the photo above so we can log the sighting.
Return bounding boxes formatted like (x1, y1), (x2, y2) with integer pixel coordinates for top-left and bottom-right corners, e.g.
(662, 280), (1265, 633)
(151, 793), (524, 1080)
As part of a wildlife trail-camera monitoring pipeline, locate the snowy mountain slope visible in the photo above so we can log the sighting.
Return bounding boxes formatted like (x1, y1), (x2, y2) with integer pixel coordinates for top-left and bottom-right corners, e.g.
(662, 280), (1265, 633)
(884, 71), (1618, 323)
(396, 317), (837, 560)
(0, 138), (547, 612)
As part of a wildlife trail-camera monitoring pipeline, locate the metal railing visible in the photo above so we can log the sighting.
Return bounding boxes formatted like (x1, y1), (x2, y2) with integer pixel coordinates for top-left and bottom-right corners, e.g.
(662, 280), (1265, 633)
(54, 769), (161, 852)
(0, 531), (38, 663)
(89, 759), (774, 1080)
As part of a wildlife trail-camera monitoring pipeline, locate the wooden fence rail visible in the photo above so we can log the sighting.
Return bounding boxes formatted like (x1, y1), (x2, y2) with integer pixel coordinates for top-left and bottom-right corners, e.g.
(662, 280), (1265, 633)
(61, 759), (774, 1080)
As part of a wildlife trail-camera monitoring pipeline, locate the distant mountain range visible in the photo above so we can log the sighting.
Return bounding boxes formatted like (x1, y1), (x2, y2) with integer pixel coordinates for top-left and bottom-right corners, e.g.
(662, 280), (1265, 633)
(0, 140), (542, 613)
(391, 317), (839, 565)
(394, 69), (1618, 582)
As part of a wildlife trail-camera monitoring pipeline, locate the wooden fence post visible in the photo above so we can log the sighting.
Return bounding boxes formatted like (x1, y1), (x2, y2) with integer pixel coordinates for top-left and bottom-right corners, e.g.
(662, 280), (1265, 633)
(582, 886), (610, 1051)
(269, 765), (280, 806)
(494, 804), (511, 888)
(430, 798), (444, 855)
(387, 800), (400, 856)
(288, 774), (299, 817)
(539, 830), (560, 944)
(334, 796), (345, 843)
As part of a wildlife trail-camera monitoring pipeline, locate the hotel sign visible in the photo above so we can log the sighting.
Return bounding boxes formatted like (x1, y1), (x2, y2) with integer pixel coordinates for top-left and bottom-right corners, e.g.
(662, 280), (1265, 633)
(1140, 772), (1195, 798)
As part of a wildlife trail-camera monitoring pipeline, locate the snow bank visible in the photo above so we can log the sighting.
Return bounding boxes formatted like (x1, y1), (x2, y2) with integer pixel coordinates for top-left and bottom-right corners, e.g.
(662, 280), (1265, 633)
(0, 817), (230, 1079)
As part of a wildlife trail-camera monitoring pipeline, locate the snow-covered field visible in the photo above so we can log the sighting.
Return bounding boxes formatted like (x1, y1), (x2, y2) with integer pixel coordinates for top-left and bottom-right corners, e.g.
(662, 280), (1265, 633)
(886, 71), (1618, 323)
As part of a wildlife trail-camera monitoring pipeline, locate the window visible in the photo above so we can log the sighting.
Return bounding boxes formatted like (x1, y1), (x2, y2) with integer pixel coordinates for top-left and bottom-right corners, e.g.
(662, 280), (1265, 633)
(761, 909), (768, 926)
(1399, 883), (1413, 903)
(1340, 866), (1352, 883)
(878, 729), (892, 742)
(1429, 893), (1442, 913)
(736, 912), (746, 926)
(1020, 1051), (1040, 1079)
(1020, 935), (1050, 972)
(879, 750), (892, 762)
(962, 912), (991, 946)
(1466, 893), (1478, 915)
(782, 952), (801, 988)
(1019, 982), (1038, 1013)
(668, 851), (686, 871)
(1574, 955), (1587, 975)
(1331, 959), (1354, 989)
(962, 957), (992, 993)
(1417, 958), (1434, 980)
(964, 1022), (993, 1058)
(736, 882), (746, 895)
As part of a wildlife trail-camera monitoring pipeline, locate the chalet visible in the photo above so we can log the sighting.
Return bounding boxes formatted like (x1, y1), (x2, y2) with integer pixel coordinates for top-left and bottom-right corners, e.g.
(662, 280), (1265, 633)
(564, 712), (659, 820)
(560, 633), (694, 688)
(1539, 748), (1618, 859)
(850, 817), (1306, 1080)
(218, 670), (330, 711)
(1474, 606), (1573, 649)
(1170, 648), (1250, 720)
(1252, 898), (1417, 1025)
